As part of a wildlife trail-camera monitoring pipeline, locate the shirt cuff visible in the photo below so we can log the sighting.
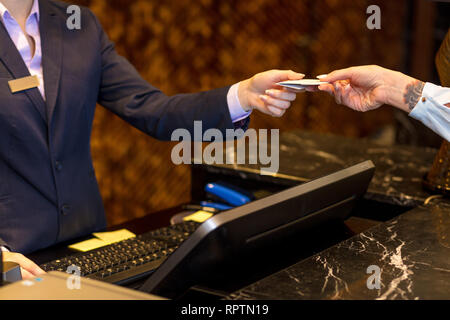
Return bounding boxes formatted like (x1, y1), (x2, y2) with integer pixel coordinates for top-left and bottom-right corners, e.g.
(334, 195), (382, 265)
(409, 82), (450, 141)
(1, 246), (9, 252)
(227, 82), (252, 123)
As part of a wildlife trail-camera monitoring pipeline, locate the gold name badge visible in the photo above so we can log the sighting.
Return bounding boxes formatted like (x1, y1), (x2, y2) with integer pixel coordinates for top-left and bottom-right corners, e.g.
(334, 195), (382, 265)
(8, 75), (40, 93)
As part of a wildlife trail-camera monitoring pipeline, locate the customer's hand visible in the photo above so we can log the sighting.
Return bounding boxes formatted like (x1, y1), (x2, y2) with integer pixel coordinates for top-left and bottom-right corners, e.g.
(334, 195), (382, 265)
(2, 251), (46, 280)
(318, 65), (424, 113)
(238, 70), (304, 117)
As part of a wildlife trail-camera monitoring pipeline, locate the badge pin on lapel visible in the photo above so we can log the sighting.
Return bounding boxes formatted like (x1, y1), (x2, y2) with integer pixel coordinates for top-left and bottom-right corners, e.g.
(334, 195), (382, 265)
(8, 75), (40, 93)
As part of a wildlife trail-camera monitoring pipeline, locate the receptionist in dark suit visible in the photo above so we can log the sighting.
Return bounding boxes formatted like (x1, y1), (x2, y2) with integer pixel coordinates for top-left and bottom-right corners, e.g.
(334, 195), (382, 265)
(0, 0), (304, 278)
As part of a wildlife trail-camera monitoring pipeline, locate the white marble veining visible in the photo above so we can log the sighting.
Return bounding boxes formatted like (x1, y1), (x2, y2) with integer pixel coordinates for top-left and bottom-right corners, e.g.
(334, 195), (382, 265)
(358, 221), (417, 300)
(315, 255), (349, 299)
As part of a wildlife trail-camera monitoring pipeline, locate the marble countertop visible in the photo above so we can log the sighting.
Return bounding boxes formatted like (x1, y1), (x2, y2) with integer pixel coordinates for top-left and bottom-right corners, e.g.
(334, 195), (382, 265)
(228, 199), (450, 300)
(205, 130), (439, 207)
(205, 130), (450, 300)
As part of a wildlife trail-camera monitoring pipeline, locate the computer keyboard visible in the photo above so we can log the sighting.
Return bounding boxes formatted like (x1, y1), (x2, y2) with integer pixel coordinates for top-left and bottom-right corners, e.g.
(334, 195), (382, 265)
(40, 221), (200, 286)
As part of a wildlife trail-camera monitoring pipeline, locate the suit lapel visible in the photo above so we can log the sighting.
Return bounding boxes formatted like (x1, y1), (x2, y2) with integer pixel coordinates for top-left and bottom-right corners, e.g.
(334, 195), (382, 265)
(0, 22), (47, 123)
(39, 0), (62, 123)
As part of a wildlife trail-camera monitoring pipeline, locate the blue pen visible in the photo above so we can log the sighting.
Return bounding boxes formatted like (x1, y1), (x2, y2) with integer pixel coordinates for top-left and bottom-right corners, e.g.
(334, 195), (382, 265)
(204, 183), (252, 207)
(200, 201), (234, 211)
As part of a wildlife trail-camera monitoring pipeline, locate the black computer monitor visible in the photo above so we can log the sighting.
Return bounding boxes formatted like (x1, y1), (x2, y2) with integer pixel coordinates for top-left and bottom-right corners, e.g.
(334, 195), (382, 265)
(140, 160), (375, 299)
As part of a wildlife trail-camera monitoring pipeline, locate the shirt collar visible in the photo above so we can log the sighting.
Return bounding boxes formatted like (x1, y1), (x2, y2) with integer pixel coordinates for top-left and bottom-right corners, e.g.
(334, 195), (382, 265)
(0, 0), (40, 24)
(30, 0), (40, 21)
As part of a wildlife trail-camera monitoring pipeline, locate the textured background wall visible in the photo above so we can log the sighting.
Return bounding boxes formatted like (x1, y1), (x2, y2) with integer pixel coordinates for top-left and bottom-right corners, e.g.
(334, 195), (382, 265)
(69, 0), (407, 226)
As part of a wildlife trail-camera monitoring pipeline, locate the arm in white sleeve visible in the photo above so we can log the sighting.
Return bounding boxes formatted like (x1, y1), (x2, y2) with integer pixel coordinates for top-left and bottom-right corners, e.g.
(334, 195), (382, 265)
(409, 82), (450, 141)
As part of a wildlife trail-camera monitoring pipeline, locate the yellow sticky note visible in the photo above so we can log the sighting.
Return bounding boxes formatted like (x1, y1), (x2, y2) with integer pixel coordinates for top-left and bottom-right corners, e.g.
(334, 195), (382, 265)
(93, 229), (136, 244)
(68, 229), (136, 252)
(68, 238), (109, 252)
(183, 210), (213, 223)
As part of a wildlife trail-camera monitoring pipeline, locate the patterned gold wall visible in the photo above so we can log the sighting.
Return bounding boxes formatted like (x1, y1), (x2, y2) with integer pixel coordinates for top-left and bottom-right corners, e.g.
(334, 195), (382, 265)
(70, 0), (407, 226)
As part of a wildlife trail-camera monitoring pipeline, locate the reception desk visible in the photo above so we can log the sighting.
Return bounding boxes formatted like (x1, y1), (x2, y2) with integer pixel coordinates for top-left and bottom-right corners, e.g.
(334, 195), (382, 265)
(27, 130), (450, 300)
(192, 130), (450, 300)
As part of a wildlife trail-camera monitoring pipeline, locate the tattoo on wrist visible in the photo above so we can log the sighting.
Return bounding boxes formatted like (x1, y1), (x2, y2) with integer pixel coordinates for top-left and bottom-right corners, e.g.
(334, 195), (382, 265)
(403, 80), (425, 111)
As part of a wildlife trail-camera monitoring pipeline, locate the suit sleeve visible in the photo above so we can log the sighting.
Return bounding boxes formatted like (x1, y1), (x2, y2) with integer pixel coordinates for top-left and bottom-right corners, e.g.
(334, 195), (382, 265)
(88, 10), (235, 141)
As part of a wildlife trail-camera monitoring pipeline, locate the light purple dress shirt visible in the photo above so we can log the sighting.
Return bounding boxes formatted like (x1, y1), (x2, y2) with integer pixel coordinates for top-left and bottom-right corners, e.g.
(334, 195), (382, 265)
(0, 0), (44, 98)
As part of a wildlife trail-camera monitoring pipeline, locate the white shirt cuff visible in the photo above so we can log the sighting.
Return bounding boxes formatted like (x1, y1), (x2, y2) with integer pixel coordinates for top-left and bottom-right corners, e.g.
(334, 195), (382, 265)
(409, 82), (450, 141)
(227, 82), (252, 123)
(1, 246), (9, 252)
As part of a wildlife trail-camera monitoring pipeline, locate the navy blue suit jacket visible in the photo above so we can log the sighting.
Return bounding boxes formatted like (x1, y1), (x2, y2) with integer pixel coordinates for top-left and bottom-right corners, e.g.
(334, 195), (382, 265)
(0, 0), (243, 253)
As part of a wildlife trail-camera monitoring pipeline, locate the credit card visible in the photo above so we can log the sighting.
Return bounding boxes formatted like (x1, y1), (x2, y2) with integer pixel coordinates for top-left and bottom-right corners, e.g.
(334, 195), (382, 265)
(277, 79), (328, 90)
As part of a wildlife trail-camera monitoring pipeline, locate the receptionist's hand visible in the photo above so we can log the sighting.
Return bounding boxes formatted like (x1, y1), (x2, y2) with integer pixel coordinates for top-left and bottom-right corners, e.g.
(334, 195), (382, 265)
(238, 70), (305, 117)
(2, 251), (46, 280)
